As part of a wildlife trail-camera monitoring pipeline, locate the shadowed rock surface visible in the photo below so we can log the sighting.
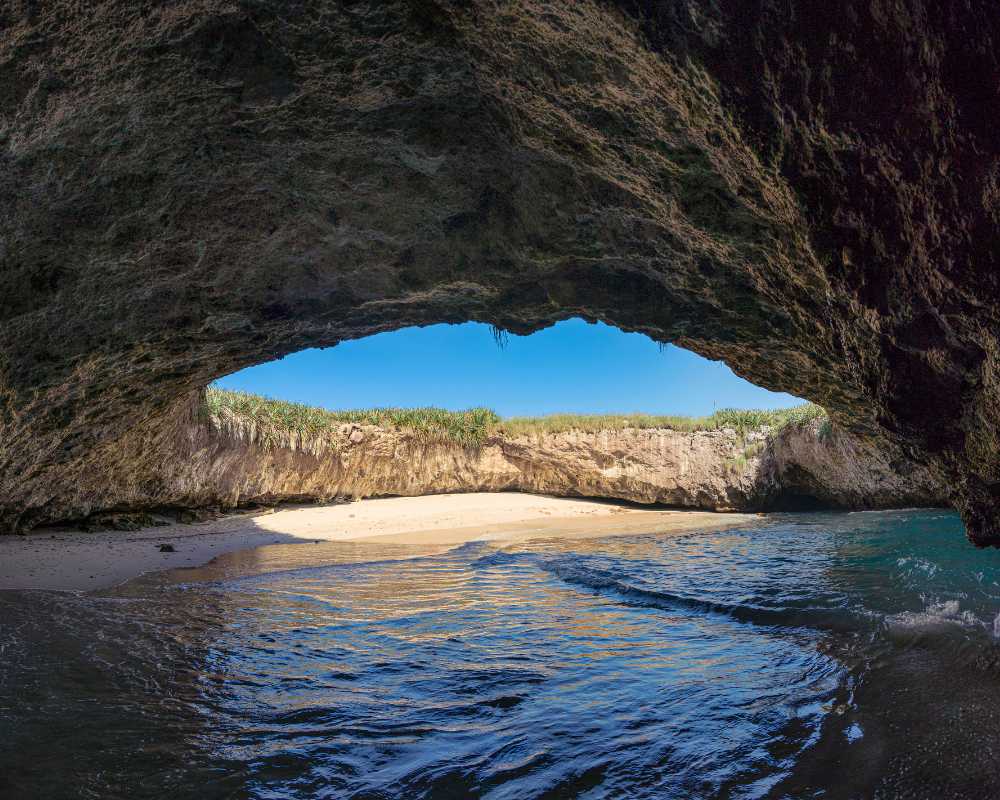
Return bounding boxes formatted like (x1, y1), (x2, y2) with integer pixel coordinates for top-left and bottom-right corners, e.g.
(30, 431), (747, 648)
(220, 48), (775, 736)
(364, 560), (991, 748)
(64, 396), (948, 523)
(0, 2), (996, 539)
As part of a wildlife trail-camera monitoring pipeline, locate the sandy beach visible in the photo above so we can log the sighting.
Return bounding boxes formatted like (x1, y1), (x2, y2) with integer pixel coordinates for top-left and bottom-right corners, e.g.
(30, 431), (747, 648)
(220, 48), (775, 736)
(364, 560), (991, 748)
(0, 493), (757, 592)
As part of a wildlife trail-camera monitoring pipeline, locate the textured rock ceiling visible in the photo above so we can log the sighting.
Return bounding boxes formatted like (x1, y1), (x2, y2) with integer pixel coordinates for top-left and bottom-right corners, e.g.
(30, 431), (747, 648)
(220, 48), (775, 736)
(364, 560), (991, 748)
(1, 1), (998, 542)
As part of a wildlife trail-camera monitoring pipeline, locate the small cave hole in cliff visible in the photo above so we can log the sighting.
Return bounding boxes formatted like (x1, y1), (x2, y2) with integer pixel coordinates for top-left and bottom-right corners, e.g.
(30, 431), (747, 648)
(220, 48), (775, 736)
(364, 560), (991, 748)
(764, 492), (832, 512)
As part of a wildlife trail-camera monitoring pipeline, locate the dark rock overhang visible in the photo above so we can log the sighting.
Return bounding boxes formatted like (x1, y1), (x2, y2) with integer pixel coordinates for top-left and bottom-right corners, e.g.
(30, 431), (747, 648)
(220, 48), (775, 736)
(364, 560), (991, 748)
(1, 1), (997, 542)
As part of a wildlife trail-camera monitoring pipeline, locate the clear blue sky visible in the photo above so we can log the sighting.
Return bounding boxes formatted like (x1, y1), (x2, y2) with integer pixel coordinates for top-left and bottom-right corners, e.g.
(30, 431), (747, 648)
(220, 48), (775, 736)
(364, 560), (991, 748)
(215, 319), (803, 417)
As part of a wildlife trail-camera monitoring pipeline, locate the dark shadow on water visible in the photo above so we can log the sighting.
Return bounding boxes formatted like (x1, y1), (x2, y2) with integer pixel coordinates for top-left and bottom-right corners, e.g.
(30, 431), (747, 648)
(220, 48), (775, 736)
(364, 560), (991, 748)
(0, 588), (243, 800)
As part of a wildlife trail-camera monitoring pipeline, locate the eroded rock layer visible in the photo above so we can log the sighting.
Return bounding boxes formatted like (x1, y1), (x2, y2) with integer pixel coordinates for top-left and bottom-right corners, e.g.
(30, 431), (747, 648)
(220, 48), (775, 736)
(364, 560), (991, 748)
(0, 2), (996, 539)
(68, 400), (946, 524)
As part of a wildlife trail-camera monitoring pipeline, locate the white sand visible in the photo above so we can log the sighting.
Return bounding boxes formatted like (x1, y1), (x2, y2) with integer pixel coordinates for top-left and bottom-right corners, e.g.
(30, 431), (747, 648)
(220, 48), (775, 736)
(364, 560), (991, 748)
(0, 493), (758, 592)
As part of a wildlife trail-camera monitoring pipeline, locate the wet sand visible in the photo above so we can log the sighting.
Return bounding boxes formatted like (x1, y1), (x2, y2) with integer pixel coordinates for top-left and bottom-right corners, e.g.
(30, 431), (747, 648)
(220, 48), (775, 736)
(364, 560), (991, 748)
(0, 493), (757, 592)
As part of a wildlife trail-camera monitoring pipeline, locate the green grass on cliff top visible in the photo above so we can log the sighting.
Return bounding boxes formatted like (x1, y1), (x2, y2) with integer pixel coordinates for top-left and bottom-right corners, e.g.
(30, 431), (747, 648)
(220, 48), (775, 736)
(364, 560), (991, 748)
(205, 387), (825, 448)
(205, 387), (500, 448)
(501, 404), (825, 437)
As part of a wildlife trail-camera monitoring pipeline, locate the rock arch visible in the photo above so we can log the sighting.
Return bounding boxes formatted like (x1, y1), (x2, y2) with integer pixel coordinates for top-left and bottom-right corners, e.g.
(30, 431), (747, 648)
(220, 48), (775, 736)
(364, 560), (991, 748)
(2, 1), (998, 542)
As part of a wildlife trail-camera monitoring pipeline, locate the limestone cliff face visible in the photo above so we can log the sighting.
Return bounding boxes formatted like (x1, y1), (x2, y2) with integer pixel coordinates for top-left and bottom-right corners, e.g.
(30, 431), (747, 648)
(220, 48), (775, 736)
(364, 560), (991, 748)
(764, 420), (950, 512)
(93, 409), (946, 519)
(0, 2), (995, 539)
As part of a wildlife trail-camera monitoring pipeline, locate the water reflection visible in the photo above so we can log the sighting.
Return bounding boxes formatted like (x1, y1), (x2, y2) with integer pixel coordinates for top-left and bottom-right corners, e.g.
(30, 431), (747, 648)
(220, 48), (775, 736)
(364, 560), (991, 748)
(167, 537), (842, 798)
(6, 511), (1000, 798)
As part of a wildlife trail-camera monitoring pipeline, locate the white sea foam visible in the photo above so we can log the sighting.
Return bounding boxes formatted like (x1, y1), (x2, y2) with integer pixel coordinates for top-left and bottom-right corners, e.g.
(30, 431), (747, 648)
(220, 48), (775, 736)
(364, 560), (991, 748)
(887, 600), (981, 634)
(895, 556), (940, 578)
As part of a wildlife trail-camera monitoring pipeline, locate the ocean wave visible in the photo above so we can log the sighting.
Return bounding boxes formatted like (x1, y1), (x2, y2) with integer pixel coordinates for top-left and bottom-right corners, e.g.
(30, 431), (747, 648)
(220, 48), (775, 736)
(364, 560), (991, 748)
(538, 558), (859, 632)
(847, 507), (927, 515)
(469, 549), (535, 569)
(884, 600), (986, 640)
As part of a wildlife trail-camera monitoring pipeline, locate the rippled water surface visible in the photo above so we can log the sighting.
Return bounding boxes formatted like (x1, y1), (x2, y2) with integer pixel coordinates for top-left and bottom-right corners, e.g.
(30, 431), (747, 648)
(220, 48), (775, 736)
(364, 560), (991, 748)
(5, 510), (1000, 798)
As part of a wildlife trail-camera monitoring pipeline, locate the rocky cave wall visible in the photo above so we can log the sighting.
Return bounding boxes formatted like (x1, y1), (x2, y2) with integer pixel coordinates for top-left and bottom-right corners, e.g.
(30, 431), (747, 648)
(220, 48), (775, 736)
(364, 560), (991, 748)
(0, 2), (996, 540)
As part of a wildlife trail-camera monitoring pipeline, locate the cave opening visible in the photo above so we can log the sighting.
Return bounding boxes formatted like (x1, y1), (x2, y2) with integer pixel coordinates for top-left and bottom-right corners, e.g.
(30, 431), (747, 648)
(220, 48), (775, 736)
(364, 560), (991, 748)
(176, 316), (830, 520)
(763, 492), (834, 513)
(211, 317), (805, 419)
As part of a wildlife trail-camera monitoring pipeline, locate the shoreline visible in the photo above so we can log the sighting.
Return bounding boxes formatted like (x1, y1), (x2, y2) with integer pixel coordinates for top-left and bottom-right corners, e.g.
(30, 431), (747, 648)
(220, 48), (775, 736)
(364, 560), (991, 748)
(0, 493), (759, 592)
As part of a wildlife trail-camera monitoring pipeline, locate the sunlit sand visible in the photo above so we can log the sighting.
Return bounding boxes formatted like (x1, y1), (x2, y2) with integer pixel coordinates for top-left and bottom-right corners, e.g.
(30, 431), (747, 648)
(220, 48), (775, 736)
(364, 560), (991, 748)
(0, 493), (756, 592)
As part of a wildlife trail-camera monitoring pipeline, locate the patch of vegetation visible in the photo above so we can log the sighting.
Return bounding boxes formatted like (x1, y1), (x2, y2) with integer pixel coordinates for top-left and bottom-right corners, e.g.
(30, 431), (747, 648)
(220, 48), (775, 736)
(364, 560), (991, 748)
(723, 439), (769, 475)
(726, 453), (749, 475)
(204, 387), (827, 450)
(490, 325), (510, 349)
(500, 404), (826, 437)
(817, 417), (834, 443)
(204, 387), (500, 449)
